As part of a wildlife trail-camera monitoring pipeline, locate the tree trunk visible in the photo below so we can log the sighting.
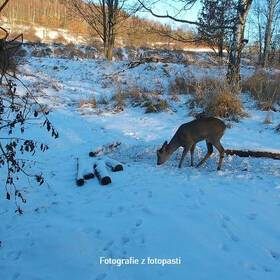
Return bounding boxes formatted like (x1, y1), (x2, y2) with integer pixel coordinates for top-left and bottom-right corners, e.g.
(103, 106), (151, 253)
(227, 0), (253, 92)
(257, 11), (263, 64)
(263, 0), (275, 68)
(227, 22), (245, 91)
(218, 35), (224, 58)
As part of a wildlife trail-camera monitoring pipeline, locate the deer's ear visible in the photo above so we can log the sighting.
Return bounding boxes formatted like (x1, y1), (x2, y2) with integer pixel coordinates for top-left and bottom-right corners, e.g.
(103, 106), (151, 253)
(161, 141), (168, 150)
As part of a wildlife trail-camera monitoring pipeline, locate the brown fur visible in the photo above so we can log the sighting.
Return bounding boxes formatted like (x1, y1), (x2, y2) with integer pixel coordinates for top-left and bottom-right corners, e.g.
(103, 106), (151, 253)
(157, 117), (226, 170)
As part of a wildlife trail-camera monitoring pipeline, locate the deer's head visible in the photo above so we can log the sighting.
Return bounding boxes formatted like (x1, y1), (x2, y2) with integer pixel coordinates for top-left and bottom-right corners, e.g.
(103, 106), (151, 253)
(157, 141), (171, 165)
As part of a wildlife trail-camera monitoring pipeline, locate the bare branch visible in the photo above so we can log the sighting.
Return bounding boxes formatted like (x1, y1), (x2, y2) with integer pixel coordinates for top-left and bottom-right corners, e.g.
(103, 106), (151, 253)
(0, 0), (9, 13)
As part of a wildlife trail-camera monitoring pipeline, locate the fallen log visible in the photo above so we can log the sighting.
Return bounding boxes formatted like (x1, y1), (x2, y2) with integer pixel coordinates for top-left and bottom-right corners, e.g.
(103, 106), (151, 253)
(76, 158), (95, 186)
(94, 160), (112, 185)
(89, 142), (121, 157)
(225, 149), (280, 160)
(104, 157), (123, 172)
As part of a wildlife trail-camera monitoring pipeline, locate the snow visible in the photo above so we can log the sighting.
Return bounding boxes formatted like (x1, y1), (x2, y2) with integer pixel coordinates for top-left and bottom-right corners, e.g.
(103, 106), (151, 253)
(1, 50), (280, 280)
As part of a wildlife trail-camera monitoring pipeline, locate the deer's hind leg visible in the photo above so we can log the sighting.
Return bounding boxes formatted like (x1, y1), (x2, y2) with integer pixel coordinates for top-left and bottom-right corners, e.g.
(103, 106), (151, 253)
(196, 141), (213, 168)
(212, 140), (225, 170)
(190, 143), (196, 167)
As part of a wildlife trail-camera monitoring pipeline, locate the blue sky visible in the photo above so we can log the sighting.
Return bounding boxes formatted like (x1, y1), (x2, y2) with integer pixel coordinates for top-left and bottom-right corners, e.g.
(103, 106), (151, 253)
(136, 1), (202, 30)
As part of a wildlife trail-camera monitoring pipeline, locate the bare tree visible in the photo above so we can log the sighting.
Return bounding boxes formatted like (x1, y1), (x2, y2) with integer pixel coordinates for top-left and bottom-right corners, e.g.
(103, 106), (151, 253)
(138, 0), (253, 90)
(262, 0), (280, 67)
(249, 0), (280, 67)
(63, 0), (140, 60)
(226, 0), (252, 90)
(251, 0), (265, 63)
(0, 0), (9, 13)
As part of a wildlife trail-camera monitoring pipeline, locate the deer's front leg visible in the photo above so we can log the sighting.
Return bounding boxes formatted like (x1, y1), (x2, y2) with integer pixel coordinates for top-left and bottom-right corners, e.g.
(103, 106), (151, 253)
(178, 147), (188, 168)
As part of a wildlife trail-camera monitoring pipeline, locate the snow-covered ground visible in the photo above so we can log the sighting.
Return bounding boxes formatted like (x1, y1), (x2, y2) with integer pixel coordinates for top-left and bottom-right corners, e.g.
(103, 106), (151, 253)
(1, 53), (280, 280)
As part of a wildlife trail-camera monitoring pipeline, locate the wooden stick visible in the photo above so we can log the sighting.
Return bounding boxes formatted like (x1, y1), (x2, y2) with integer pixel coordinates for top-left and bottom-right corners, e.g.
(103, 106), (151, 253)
(76, 158), (85, 186)
(94, 160), (112, 185)
(225, 149), (280, 160)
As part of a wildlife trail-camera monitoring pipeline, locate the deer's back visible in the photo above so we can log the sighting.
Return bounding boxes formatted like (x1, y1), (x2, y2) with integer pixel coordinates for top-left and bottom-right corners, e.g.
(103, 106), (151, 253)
(176, 117), (226, 144)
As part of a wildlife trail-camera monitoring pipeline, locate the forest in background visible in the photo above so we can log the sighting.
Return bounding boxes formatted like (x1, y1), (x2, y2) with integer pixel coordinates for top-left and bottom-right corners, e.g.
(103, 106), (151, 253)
(0, 0), (195, 48)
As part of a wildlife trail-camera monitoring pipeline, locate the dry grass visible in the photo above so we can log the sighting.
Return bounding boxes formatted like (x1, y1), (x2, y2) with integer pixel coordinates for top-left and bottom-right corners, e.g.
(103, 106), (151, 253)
(79, 96), (98, 109)
(188, 79), (247, 121)
(169, 76), (197, 96)
(111, 81), (170, 113)
(242, 71), (280, 111)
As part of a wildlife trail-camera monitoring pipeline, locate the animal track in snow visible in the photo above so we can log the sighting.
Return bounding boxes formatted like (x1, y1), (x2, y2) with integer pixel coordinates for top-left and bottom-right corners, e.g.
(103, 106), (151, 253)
(268, 249), (280, 261)
(8, 250), (22, 261)
(184, 193), (191, 199)
(135, 219), (143, 227)
(103, 240), (114, 251)
(121, 236), (130, 245)
(142, 207), (153, 215)
(95, 273), (107, 280)
(246, 213), (257, 220)
(218, 242), (229, 252)
(219, 214), (239, 243)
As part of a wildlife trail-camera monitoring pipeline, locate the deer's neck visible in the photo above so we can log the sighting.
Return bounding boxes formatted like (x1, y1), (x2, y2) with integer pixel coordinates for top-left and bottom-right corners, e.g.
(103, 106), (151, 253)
(167, 135), (180, 154)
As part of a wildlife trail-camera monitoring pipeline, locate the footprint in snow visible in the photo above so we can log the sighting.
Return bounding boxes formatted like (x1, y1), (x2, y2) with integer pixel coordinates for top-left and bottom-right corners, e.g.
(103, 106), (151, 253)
(227, 231), (239, 242)
(135, 219), (143, 227)
(8, 250), (22, 261)
(95, 229), (101, 238)
(184, 193), (191, 199)
(12, 272), (20, 280)
(219, 214), (239, 243)
(103, 241), (114, 251)
(134, 234), (145, 246)
(121, 236), (130, 245)
(268, 249), (280, 261)
(263, 266), (272, 272)
(247, 213), (257, 220)
(142, 207), (153, 215)
(95, 273), (107, 280)
(218, 242), (229, 252)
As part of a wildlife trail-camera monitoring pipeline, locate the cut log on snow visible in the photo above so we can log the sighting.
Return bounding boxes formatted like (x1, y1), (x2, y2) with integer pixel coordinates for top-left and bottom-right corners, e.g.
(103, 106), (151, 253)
(225, 149), (280, 160)
(76, 158), (84, 186)
(104, 157), (123, 172)
(76, 157), (95, 186)
(89, 142), (121, 157)
(94, 160), (112, 185)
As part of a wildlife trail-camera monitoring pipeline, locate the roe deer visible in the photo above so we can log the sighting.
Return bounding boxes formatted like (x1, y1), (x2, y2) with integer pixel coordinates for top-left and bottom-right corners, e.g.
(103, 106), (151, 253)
(157, 117), (226, 170)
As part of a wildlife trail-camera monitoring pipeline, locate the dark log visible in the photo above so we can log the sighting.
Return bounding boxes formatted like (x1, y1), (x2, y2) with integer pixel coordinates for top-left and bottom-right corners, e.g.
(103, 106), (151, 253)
(83, 173), (94, 180)
(89, 142), (121, 157)
(105, 157), (123, 172)
(225, 149), (280, 160)
(94, 161), (112, 185)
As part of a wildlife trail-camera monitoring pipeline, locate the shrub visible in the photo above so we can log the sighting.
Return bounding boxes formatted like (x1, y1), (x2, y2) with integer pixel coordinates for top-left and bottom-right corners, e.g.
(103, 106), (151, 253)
(111, 82), (170, 113)
(169, 76), (196, 95)
(145, 99), (169, 113)
(79, 96), (97, 108)
(241, 71), (280, 111)
(188, 79), (247, 121)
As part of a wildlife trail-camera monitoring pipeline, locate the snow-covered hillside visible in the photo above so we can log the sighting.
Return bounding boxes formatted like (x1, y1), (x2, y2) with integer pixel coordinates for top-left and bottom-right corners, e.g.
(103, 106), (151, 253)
(1, 51), (280, 280)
